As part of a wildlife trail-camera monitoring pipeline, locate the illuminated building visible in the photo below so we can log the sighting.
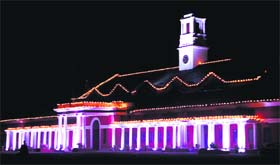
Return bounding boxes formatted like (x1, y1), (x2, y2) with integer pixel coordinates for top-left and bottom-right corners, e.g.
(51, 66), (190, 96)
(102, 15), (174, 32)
(1, 13), (279, 153)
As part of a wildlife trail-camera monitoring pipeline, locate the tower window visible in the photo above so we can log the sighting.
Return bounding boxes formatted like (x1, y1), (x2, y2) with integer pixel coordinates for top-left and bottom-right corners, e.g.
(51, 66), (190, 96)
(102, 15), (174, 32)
(186, 23), (190, 33)
(195, 22), (202, 33)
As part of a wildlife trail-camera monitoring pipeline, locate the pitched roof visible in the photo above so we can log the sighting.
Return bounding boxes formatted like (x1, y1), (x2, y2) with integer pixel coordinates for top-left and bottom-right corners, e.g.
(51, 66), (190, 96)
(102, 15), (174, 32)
(68, 58), (278, 110)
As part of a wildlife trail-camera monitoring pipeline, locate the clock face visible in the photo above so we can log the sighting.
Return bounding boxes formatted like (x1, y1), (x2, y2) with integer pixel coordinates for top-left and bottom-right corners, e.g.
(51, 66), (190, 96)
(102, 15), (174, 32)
(183, 55), (189, 64)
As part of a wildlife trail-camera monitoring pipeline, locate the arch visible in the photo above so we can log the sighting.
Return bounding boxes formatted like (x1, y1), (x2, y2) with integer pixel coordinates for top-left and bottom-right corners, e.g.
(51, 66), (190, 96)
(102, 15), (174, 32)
(90, 118), (101, 150)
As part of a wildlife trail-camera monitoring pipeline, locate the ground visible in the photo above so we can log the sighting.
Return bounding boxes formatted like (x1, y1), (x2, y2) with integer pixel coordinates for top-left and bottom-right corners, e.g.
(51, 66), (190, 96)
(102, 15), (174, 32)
(1, 151), (279, 164)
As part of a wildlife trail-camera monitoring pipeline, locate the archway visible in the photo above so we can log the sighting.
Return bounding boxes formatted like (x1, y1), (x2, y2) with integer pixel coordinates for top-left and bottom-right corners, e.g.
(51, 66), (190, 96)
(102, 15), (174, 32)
(92, 120), (100, 150)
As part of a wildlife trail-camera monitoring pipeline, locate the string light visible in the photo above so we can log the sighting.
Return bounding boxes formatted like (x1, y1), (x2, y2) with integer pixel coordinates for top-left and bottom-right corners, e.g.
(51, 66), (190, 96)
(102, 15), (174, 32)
(72, 74), (120, 100)
(131, 98), (280, 113)
(73, 71), (261, 98)
(113, 115), (263, 124)
(6, 124), (77, 131)
(0, 115), (57, 123)
(198, 58), (231, 65)
(119, 66), (179, 77)
(56, 101), (128, 109)
(144, 72), (261, 91)
(72, 59), (233, 100)
(95, 84), (129, 96)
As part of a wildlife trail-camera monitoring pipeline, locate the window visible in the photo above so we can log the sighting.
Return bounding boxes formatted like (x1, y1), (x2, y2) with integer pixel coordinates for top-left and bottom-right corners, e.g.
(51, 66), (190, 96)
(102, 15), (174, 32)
(186, 23), (190, 33)
(263, 127), (272, 144)
(195, 22), (200, 33)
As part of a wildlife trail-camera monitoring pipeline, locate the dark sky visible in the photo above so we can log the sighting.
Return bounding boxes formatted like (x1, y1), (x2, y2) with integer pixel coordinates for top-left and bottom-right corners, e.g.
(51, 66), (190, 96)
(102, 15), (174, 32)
(1, 1), (279, 119)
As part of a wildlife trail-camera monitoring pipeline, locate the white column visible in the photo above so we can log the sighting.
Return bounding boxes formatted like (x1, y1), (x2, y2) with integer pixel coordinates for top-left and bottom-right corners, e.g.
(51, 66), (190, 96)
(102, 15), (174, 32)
(253, 123), (257, 149)
(238, 121), (246, 152)
(145, 127), (149, 146)
(112, 128), (115, 148)
(66, 130), (70, 150)
(22, 131), (25, 144)
(208, 122), (215, 149)
(37, 131), (41, 149)
(163, 126), (167, 149)
(63, 115), (68, 150)
(190, 17), (194, 33)
(5, 131), (10, 151)
(81, 116), (85, 147)
(193, 124), (197, 148)
(120, 128), (125, 150)
(136, 127), (140, 150)
(172, 125), (176, 149)
(185, 125), (188, 144)
(12, 131), (17, 151)
(129, 127), (132, 150)
(54, 129), (58, 149)
(48, 130), (52, 149)
(177, 125), (181, 148)
(26, 131), (30, 146)
(30, 131), (34, 148)
(222, 123), (230, 151)
(154, 126), (158, 150)
(43, 131), (47, 145)
(203, 22), (206, 34)
(197, 124), (201, 148)
(57, 115), (63, 150)
(18, 132), (22, 149)
(75, 114), (81, 148)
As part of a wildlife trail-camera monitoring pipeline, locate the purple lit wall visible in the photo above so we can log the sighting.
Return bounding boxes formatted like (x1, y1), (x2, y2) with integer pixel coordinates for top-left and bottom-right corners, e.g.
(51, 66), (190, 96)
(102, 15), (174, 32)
(107, 128), (113, 148)
(85, 129), (89, 148)
(230, 124), (238, 149)
(140, 128), (146, 148)
(51, 132), (55, 149)
(167, 127), (172, 148)
(187, 126), (193, 148)
(158, 127), (163, 149)
(124, 128), (129, 147)
(215, 125), (223, 148)
(115, 128), (121, 148)
(132, 128), (137, 148)
(69, 131), (73, 149)
(149, 128), (154, 148)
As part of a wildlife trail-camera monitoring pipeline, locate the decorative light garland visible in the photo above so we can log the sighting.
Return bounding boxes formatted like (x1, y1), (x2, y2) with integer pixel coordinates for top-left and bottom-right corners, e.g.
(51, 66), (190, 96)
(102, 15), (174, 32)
(119, 59), (231, 77)
(72, 59), (233, 100)
(119, 66), (179, 77)
(0, 115), (58, 123)
(95, 84), (129, 96)
(73, 74), (120, 100)
(73, 72), (261, 98)
(144, 72), (261, 91)
(198, 58), (231, 65)
(131, 98), (280, 113)
(6, 124), (77, 131)
(113, 115), (263, 124)
(56, 101), (128, 109)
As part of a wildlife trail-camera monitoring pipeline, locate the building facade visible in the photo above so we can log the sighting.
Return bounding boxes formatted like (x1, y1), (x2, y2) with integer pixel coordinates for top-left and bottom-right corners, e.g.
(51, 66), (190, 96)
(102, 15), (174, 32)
(2, 13), (280, 153)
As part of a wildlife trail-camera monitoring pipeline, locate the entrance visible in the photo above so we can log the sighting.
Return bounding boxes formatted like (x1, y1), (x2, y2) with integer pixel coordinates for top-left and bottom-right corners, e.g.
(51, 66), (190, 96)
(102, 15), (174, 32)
(92, 120), (100, 150)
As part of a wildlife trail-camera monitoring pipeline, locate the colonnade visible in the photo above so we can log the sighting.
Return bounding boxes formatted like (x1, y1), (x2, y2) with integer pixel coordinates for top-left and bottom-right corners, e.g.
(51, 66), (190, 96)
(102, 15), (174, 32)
(5, 128), (59, 151)
(111, 120), (257, 152)
(5, 118), (257, 152)
(5, 113), (86, 151)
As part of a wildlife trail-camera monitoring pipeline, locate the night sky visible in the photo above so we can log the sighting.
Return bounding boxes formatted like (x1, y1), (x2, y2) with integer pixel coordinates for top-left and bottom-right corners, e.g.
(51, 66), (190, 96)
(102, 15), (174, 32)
(1, 1), (279, 119)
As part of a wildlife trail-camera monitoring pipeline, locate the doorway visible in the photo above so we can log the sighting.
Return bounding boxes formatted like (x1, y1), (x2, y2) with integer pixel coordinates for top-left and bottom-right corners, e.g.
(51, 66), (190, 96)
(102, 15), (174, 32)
(92, 120), (100, 150)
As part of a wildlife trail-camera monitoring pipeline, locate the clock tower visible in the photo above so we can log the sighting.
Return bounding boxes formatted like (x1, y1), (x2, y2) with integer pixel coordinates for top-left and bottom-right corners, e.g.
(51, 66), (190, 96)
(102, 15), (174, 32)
(177, 13), (208, 71)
